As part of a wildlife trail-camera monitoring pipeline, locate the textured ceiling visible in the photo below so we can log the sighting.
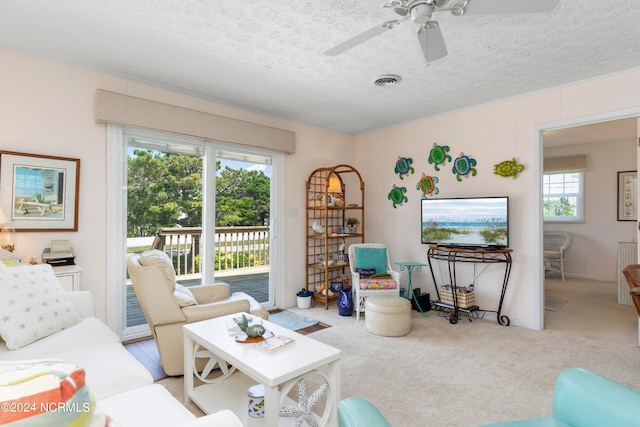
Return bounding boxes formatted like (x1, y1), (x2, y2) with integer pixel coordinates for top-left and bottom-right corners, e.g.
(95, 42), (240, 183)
(0, 0), (638, 135)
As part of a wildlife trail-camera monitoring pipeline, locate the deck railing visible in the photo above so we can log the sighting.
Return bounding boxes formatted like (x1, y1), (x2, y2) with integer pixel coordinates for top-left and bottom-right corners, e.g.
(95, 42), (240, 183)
(150, 226), (270, 276)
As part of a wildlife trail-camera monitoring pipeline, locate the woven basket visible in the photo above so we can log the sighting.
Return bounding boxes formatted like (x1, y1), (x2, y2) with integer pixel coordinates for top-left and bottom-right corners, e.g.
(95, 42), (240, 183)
(440, 288), (475, 308)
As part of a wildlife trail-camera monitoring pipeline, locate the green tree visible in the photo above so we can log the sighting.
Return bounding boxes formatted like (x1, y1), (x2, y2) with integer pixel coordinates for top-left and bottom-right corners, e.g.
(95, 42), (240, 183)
(127, 150), (203, 237)
(544, 197), (574, 217)
(127, 151), (270, 236)
(215, 167), (270, 226)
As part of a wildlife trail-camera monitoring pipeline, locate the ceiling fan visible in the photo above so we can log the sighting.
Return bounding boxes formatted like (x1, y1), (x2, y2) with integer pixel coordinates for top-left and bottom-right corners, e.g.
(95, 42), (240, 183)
(324, 0), (560, 63)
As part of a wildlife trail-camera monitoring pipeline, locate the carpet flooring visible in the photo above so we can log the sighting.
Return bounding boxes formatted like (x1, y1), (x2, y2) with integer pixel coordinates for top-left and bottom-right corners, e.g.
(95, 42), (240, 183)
(127, 278), (639, 425)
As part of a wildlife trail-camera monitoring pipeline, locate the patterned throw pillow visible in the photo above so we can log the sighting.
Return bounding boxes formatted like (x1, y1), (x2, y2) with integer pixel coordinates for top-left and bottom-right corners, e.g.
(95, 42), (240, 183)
(359, 278), (398, 290)
(1, 259), (22, 267)
(0, 264), (81, 350)
(0, 360), (117, 426)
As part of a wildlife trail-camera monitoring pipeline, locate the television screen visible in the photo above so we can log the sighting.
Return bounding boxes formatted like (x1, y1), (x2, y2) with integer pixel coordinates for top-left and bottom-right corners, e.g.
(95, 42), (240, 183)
(421, 196), (509, 249)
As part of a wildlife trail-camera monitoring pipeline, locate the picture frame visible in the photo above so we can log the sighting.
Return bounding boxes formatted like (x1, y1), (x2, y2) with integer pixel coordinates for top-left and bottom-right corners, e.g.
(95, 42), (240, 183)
(0, 151), (80, 231)
(617, 170), (637, 222)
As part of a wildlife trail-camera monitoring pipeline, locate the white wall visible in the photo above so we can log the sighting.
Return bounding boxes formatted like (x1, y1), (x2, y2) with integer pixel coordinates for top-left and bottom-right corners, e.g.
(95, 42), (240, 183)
(3, 45), (640, 330)
(0, 48), (354, 321)
(355, 68), (640, 329)
(544, 140), (636, 282)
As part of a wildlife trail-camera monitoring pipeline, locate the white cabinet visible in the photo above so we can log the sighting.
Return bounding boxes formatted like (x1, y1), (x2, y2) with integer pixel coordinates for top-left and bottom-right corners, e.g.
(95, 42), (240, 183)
(53, 265), (82, 291)
(617, 242), (636, 305)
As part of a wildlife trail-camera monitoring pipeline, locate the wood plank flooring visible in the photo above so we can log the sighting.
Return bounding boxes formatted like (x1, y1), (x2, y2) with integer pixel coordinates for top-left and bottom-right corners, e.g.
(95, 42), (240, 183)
(126, 270), (269, 327)
(124, 339), (168, 382)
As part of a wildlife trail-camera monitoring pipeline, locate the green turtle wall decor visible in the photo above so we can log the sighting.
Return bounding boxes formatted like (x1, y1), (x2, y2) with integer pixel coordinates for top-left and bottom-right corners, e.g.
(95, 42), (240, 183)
(416, 173), (439, 198)
(493, 158), (525, 179)
(428, 143), (451, 172)
(387, 184), (408, 208)
(452, 151), (477, 182)
(394, 155), (414, 180)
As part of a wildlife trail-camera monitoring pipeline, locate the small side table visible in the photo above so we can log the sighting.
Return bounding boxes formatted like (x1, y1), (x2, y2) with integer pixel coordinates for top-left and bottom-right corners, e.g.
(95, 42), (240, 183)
(52, 265), (82, 291)
(394, 261), (429, 317)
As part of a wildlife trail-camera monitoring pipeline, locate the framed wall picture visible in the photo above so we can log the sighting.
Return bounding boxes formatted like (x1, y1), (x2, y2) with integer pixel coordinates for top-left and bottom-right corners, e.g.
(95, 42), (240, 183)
(617, 170), (637, 222)
(0, 151), (80, 231)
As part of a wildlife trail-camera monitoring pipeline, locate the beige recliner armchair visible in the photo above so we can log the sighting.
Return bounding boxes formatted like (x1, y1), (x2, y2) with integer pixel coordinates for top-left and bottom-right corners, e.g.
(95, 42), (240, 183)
(127, 250), (269, 376)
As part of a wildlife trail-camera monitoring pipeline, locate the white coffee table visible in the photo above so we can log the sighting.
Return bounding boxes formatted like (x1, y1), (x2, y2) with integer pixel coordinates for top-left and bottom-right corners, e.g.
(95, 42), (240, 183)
(183, 313), (341, 426)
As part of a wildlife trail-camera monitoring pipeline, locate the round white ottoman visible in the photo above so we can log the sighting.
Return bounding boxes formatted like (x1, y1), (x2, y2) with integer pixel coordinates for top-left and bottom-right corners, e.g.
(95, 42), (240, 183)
(365, 295), (412, 337)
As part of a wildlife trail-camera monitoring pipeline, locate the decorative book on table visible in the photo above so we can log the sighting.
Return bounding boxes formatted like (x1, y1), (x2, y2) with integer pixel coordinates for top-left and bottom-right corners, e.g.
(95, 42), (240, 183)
(255, 335), (295, 351)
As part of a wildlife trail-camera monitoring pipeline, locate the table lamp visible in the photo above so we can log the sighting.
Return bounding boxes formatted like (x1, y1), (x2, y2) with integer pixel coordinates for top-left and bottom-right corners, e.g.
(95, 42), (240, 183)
(327, 176), (344, 207)
(0, 208), (16, 252)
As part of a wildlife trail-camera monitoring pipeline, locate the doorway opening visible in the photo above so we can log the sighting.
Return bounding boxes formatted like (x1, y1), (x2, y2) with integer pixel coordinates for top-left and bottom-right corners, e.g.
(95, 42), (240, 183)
(536, 112), (640, 337)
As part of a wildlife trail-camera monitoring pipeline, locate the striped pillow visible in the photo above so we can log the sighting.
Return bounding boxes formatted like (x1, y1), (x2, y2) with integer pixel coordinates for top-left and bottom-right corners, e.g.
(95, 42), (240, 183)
(0, 360), (116, 426)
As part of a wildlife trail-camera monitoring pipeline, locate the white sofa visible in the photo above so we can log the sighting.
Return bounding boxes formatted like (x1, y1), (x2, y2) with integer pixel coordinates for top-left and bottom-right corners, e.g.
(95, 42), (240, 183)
(0, 263), (243, 427)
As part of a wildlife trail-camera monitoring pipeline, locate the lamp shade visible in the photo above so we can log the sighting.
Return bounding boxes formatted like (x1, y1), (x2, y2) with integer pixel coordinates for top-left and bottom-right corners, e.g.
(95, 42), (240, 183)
(327, 176), (342, 193)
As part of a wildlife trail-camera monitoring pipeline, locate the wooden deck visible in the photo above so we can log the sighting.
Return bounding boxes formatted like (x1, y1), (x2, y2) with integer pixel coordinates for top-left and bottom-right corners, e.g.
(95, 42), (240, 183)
(126, 270), (269, 327)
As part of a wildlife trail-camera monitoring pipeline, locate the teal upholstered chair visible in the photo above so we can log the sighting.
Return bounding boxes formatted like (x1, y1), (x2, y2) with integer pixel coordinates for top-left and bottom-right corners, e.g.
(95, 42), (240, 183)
(338, 397), (391, 427)
(480, 368), (640, 427)
(348, 243), (400, 321)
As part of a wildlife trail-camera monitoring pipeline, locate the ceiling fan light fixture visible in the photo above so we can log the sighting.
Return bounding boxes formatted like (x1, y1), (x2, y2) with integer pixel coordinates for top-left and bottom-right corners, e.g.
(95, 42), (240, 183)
(374, 74), (402, 87)
(325, 0), (558, 62)
(417, 21), (448, 63)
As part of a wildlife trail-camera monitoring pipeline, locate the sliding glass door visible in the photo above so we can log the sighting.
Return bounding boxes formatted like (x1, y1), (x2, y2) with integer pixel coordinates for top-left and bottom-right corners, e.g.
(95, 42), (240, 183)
(112, 127), (278, 340)
(211, 149), (273, 305)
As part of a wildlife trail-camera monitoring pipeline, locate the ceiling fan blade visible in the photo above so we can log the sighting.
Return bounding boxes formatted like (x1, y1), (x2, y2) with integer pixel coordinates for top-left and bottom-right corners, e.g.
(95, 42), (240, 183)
(324, 19), (403, 56)
(417, 21), (448, 63)
(457, 0), (560, 16)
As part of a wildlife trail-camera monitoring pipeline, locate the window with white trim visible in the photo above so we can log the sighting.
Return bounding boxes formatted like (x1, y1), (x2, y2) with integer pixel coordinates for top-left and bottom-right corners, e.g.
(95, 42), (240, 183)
(107, 125), (283, 341)
(543, 171), (584, 222)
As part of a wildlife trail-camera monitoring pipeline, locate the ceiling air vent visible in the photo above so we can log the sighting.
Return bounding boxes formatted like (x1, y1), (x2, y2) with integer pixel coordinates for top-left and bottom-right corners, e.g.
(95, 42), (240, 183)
(374, 74), (402, 87)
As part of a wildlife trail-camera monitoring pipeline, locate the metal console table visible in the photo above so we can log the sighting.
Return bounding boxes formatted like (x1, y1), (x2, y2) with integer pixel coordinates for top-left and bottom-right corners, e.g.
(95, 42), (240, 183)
(427, 246), (513, 326)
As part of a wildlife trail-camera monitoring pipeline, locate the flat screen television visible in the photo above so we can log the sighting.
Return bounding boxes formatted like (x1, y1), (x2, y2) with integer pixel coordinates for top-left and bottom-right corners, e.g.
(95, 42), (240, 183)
(421, 196), (509, 249)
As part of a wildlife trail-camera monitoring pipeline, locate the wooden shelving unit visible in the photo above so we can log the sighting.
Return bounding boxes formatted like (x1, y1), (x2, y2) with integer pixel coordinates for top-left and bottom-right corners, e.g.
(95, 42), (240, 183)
(306, 164), (364, 309)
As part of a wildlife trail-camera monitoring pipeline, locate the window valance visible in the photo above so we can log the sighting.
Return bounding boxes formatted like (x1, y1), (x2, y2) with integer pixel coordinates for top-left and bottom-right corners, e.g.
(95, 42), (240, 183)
(94, 89), (295, 153)
(543, 155), (586, 173)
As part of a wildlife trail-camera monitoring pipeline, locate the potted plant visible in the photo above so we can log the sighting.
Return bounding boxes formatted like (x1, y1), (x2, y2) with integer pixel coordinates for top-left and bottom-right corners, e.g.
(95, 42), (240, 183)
(346, 217), (360, 234)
